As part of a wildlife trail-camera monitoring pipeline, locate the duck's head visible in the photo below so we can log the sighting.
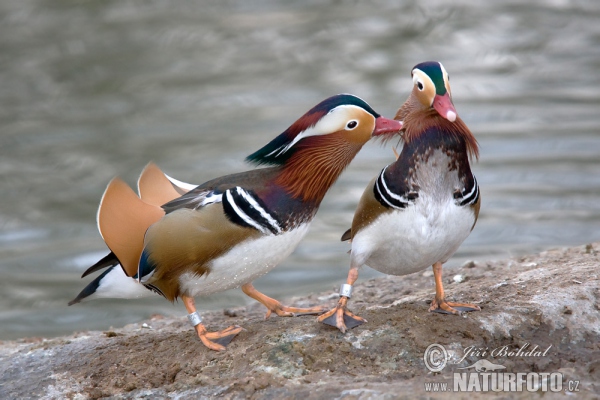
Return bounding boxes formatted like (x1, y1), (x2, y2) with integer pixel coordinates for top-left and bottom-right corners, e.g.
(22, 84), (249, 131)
(247, 94), (402, 202)
(403, 61), (457, 122)
(394, 61), (478, 160)
(247, 94), (402, 166)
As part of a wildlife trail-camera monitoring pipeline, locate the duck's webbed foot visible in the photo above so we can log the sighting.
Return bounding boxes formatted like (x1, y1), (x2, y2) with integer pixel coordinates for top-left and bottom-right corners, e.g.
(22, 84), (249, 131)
(242, 282), (325, 319)
(428, 297), (481, 315)
(183, 295), (243, 351)
(428, 262), (480, 315)
(193, 322), (243, 351)
(318, 266), (365, 332)
(318, 297), (366, 333)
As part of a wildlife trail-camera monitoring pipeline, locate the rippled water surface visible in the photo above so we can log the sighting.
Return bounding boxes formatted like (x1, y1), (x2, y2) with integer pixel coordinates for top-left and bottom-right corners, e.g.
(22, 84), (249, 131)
(1, 0), (599, 339)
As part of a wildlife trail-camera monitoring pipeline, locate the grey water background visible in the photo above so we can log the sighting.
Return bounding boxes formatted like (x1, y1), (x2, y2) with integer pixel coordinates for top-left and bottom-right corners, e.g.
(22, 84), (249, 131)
(1, 0), (599, 340)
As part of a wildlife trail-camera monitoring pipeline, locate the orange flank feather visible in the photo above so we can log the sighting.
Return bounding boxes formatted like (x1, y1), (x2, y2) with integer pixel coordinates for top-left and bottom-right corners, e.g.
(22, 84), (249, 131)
(137, 162), (188, 207)
(97, 178), (165, 277)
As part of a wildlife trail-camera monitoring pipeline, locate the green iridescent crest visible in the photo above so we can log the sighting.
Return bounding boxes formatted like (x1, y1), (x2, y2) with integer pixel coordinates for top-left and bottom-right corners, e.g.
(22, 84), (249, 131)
(413, 61), (447, 95)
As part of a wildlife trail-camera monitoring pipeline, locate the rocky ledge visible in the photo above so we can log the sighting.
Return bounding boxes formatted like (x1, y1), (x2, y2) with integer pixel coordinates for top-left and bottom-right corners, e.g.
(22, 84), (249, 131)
(1, 243), (599, 399)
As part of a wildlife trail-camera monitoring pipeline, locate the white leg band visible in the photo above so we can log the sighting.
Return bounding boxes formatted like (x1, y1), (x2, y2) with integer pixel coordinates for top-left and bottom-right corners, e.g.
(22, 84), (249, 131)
(339, 283), (353, 298)
(187, 311), (203, 327)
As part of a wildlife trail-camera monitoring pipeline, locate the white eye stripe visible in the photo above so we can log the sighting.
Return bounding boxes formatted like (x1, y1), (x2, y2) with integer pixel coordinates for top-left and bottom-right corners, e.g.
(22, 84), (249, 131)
(439, 62), (449, 81)
(412, 74), (424, 90)
(438, 62), (452, 96)
(274, 104), (370, 156)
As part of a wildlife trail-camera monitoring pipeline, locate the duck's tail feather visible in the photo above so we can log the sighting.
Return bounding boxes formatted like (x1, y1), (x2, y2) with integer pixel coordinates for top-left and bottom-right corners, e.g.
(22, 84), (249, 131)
(97, 178), (165, 277)
(81, 252), (120, 278)
(69, 265), (156, 305)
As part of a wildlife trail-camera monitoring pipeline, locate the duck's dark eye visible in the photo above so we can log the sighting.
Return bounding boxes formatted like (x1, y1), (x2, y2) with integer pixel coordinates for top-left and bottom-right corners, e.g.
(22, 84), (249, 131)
(417, 81), (424, 90)
(346, 120), (358, 129)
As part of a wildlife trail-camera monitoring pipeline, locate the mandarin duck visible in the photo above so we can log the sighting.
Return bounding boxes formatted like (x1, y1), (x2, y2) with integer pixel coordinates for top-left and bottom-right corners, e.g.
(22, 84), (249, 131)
(318, 63), (481, 333)
(69, 94), (403, 350)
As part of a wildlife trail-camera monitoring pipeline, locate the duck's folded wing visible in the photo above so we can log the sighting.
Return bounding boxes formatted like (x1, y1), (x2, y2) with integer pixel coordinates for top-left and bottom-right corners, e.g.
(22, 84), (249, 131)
(137, 200), (262, 301)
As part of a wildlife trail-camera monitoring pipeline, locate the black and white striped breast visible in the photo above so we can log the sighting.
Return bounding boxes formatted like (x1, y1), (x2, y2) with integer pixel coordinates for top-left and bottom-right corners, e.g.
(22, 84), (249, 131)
(373, 166), (418, 210)
(454, 175), (479, 206)
(222, 186), (283, 235)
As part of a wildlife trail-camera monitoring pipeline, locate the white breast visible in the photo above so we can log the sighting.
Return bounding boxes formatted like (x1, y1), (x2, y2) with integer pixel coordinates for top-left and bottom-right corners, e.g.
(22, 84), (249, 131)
(352, 198), (474, 276)
(179, 223), (310, 297)
(351, 149), (476, 276)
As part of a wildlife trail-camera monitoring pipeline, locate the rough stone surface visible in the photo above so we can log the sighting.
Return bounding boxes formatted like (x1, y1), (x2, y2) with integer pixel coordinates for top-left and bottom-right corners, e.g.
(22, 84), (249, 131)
(1, 243), (599, 399)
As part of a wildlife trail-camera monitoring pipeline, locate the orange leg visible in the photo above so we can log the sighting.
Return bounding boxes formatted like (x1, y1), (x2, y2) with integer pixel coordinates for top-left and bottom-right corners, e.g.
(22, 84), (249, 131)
(182, 295), (243, 351)
(241, 282), (325, 319)
(317, 267), (366, 333)
(428, 262), (480, 314)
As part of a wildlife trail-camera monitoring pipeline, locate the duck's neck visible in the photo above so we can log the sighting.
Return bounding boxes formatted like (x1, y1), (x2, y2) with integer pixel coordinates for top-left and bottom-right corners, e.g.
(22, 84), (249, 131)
(394, 96), (419, 122)
(274, 133), (363, 204)
(384, 110), (478, 191)
(401, 109), (479, 160)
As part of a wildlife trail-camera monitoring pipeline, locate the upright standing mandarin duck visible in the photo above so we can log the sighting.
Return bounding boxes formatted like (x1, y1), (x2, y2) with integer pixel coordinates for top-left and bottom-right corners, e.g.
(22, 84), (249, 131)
(69, 94), (403, 351)
(318, 63), (481, 333)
